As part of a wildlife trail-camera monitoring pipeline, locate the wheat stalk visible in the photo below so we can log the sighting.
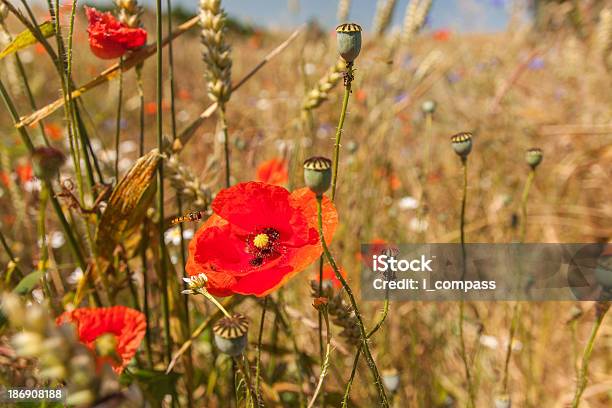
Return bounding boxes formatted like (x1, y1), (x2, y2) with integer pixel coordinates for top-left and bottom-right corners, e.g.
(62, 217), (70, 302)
(114, 0), (143, 28)
(373, 0), (398, 37)
(337, 0), (351, 23)
(302, 59), (345, 110)
(401, 0), (432, 44)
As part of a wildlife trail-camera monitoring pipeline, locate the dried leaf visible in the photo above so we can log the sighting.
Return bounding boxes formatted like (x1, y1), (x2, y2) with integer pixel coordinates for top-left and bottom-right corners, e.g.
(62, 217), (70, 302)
(0, 21), (55, 60)
(95, 150), (160, 262)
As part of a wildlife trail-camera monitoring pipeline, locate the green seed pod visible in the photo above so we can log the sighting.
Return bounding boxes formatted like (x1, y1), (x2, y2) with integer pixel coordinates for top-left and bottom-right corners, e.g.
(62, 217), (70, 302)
(525, 147), (543, 169)
(213, 313), (249, 356)
(450, 132), (473, 158)
(336, 23), (362, 63)
(421, 100), (436, 114)
(303, 156), (332, 196)
(31, 146), (66, 180)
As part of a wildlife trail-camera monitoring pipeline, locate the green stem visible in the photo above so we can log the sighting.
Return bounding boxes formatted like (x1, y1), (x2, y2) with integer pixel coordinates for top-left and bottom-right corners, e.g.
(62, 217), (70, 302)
(342, 294), (390, 407)
(0, 77), (87, 271)
(219, 105), (231, 187)
(317, 257), (325, 407)
(38, 185), (52, 300)
(502, 302), (520, 393)
(140, 235), (154, 367)
(114, 57), (124, 181)
(308, 306), (331, 408)
(519, 169), (535, 242)
(255, 296), (268, 406)
(502, 168), (536, 393)
(0, 21), (49, 146)
(0, 228), (23, 279)
(155, 0), (172, 365)
(200, 290), (233, 319)
(316, 196), (389, 407)
(137, 66), (146, 157)
(571, 307), (608, 408)
(330, 63), (353, 201)
(458, 157), (475, 408)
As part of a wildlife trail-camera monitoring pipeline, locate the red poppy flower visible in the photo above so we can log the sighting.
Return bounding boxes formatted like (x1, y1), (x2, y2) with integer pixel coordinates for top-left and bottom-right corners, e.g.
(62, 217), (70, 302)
(433, 29), (452, 42)
(316, 265), (347, 289)
(0, 171), (10, 187)
(85, 7), (147, 59)
(186, 182), (338, 297)
(56, 306), (146, 373)
(44, 123), (63, 141)
(256, 158), (288, 186)
(15, 164), (33, 184)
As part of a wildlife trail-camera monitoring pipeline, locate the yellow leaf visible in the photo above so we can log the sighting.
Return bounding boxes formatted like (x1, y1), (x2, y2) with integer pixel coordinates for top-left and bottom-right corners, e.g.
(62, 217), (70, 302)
(0, 21), (55, 60)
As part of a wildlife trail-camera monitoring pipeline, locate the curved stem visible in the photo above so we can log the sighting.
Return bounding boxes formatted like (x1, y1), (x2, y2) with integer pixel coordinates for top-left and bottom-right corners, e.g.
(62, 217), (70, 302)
(316, 196), (389, 407)
(155, 0), (172, 365)
(342, 296), (389, 407)
(519, 169), (535, 242)
(330, 63), (354, 201)
(502, 302), (520, 393)
(571, 306), (608, 408)
(308, 306), (331, 408)
(255, 296), (268, 406)
(200, 290), (233, 319)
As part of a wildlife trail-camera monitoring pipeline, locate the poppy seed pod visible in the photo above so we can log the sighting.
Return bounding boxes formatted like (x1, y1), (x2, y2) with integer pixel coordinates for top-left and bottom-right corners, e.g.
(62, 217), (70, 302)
(525, 148), (543, 169)
(336, 23), (362, 63)
(31, 146), (66, 180)
(213, 313), (249, 356)
(450, 132), (473, 158)
(303, 156), (332, 196)
(421, 100), (436, 114)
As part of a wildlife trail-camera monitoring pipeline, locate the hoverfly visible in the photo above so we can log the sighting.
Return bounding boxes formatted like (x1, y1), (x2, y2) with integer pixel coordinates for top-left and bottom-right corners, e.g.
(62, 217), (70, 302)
(171, 211), (206, 225)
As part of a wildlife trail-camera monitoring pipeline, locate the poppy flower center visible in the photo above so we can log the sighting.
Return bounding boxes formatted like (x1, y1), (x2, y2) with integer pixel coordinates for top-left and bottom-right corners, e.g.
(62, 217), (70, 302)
(246, 228), (280, 267)
(253, 233), (269, 249)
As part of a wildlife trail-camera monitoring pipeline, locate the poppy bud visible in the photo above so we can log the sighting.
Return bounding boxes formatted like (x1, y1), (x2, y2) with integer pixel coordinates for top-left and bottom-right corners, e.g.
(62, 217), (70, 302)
(450, 132), (473, 158)
(213, 313), (249, 356)
(382, 368), (400, 393)
(421, 100), (436, 114)
(31, 146), (65, 180)
(303, 156), (332, 196)
(336, 23), (362, 63)
(525, 148), (543, 169)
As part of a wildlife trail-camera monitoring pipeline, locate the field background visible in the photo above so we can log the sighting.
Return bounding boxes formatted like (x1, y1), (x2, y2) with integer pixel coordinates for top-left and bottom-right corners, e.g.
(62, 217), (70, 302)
(0, 0), (611, 407)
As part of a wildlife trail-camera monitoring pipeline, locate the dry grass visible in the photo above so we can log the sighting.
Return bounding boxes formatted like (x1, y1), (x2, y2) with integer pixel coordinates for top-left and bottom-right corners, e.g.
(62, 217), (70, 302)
(0, 2), (611, 407)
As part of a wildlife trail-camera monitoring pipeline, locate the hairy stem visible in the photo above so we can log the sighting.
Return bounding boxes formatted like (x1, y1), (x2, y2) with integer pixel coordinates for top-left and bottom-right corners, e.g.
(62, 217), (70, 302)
(330, 63), (354, 201)
(316, 196), (389, 407)
(155, 0), (172, 366)
(458, 158), (475, 408)
(571, 306), (608, 408)
(255, 296), (268, 406)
